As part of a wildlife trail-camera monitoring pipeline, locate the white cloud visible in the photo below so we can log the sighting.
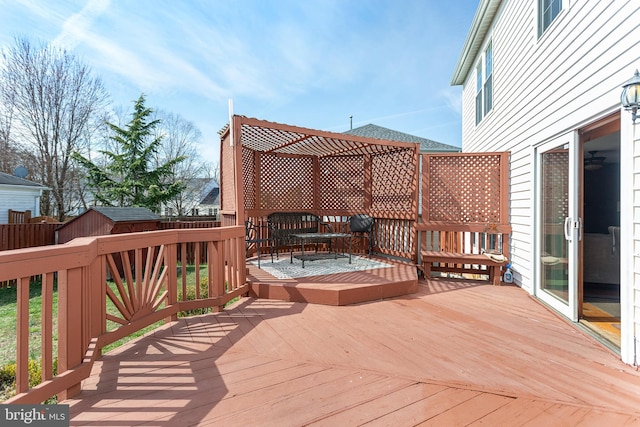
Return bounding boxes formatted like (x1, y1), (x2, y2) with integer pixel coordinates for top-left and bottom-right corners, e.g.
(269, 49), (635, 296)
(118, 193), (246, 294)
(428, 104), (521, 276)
(440, 87), (463, 116)
(52, 0), (111, 49)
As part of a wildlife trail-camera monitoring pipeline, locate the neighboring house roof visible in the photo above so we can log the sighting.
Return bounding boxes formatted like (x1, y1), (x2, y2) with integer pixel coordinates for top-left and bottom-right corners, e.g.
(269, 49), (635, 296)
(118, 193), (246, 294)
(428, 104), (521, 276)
(200, 186), (220, 205)
(0, 171), (48, 189)
(451, 0), (503, 86)
(344, 124), (460, 152)
(90, 206), (161, 222)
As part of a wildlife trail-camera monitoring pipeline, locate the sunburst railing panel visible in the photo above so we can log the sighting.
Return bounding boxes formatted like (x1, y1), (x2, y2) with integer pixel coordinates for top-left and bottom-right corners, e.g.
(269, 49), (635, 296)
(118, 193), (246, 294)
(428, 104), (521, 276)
(0, 226), (246, 404)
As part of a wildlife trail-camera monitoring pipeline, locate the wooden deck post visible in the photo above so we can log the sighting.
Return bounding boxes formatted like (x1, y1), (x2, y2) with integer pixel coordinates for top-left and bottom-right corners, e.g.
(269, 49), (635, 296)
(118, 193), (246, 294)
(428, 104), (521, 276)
(57, 266), (85, 400)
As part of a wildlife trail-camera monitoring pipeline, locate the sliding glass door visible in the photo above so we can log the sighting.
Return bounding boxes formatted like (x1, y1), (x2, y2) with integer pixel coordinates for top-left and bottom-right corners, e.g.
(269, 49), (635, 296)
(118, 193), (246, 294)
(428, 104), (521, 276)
(535, 133), (579, 321)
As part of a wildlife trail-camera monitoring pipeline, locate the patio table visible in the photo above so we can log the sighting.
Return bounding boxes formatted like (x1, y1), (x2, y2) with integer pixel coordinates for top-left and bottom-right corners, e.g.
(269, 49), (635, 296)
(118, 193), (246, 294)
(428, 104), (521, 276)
(291, 232), (352, 268)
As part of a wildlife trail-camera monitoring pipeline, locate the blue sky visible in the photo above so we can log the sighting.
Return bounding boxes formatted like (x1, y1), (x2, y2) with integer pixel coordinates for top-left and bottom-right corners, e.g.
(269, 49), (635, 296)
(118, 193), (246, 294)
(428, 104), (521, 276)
(0, 0), (478, 164)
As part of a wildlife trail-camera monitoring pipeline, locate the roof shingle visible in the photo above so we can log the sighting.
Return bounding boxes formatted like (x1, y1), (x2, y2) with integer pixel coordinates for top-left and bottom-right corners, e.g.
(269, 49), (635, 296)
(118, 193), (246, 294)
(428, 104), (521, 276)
(344, 124), (460, 152)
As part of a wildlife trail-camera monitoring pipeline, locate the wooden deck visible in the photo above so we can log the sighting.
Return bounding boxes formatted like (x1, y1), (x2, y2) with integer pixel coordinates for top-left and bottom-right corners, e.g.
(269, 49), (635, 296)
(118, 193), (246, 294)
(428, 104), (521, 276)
(246, 256), (419, 305)
(66, 277), (640, 426)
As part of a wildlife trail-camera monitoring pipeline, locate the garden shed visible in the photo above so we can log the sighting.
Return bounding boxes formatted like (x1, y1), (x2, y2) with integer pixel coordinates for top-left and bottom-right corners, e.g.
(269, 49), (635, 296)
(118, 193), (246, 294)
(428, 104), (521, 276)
(57, 206), (161, 244)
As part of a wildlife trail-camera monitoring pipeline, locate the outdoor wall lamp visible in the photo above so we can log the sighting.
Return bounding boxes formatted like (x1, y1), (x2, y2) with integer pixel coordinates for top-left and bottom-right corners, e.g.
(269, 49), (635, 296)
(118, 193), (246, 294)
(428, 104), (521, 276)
(621, 69), (640, 124)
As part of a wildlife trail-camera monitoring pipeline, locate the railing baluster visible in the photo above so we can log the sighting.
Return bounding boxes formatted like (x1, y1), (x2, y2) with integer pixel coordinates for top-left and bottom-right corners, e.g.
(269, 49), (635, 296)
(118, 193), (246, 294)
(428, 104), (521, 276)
(195, 243), (201, 299)
(181, 243), (187, 300)
(41, 272), (54, 382)
(16, 276), (30, 394)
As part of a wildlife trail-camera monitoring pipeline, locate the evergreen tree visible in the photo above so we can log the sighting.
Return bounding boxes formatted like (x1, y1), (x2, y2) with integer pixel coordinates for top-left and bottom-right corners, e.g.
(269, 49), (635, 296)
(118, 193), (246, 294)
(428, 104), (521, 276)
(73, 94), (186, 212)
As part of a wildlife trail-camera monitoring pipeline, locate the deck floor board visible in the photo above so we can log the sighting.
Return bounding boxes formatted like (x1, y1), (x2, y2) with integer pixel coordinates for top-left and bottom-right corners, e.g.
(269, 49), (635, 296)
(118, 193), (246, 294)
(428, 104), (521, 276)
(66, 277), (640, 426)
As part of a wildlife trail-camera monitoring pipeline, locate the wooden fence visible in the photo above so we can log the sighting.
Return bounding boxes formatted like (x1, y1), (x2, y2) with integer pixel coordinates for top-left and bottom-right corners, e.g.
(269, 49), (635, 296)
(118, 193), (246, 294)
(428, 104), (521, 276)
(160, 221), (221, 264)
(0, 223), (58, 251)
(8, 209), (31, 224)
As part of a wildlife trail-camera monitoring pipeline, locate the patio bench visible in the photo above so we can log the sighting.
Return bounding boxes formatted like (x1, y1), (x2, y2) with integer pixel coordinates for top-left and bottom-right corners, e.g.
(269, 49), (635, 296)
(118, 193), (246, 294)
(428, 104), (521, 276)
(419, 223), (511, 286)
(267, 212), (333, 258)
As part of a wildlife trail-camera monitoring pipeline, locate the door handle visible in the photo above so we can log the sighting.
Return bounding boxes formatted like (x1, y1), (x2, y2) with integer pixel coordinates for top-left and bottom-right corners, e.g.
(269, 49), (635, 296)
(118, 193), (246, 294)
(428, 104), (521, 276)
(578, 217), (583, 241)
(564, 217), (572, 242)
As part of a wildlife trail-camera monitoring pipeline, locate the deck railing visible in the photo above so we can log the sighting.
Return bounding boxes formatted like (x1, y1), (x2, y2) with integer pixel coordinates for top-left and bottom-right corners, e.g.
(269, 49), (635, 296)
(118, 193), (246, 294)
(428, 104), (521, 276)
(0, 225), (247, 404)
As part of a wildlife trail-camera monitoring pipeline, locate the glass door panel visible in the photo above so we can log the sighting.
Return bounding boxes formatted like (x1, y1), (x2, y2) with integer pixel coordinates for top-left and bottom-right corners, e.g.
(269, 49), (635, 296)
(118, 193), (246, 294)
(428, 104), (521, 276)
(540, 148), (569, 303)
(536, 133), (579, 321)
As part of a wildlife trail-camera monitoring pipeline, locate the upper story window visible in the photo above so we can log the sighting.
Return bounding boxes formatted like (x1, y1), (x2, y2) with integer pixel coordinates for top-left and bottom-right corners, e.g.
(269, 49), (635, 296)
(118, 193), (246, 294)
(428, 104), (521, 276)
(475, 40), (493, 125)
(475, 64), (483, 125)
(484, 42), (493, 116)
(539, 0), (562, 36)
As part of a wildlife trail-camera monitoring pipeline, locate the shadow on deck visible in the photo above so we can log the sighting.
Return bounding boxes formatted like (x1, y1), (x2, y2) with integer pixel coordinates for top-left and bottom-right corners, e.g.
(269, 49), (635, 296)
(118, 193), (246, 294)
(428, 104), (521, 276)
(65, 276), (640, 426)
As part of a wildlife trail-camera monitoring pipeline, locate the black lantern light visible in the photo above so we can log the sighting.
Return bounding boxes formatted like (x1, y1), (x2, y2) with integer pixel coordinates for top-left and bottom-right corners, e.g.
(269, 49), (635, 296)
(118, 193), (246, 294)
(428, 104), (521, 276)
(621, 69), (640, 124)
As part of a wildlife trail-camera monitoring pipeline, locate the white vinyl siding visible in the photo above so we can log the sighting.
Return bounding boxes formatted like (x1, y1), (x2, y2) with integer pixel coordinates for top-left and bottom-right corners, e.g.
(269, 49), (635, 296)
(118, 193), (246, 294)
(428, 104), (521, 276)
(458, 0), (639, 364)
(0, 187), (42, 223)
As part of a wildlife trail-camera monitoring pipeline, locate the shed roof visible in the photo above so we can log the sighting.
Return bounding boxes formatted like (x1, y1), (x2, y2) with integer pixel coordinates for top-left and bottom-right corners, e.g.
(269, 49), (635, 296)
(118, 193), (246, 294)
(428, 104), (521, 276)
(90, 206), (161, 222)
(344, 124), (460, 152)
(0, 171), (48, 188)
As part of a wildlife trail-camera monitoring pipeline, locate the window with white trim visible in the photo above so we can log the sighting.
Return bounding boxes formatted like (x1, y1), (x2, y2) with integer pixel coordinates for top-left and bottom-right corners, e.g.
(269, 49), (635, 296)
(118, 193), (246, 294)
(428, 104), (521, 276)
(539, 0), (562, 36)
(475, 40), (493, 125)
(475, 64), (483, 125)
(484, 41), (493, 116)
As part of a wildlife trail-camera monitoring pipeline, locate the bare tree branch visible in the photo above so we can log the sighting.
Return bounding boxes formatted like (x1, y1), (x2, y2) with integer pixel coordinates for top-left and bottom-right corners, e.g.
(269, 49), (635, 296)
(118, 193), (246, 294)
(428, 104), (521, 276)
(0, 38), (109, 220)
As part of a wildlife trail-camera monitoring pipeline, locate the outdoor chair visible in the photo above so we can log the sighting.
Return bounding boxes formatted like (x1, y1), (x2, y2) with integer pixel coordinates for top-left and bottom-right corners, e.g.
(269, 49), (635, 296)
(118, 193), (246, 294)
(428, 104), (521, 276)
(345, 214), (374, 257)
(245, 220), (272, 268)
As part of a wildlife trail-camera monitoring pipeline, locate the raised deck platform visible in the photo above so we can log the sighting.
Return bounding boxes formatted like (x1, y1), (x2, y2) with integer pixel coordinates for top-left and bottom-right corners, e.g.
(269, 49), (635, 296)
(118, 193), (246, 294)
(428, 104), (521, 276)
(247, 255), (419, 305)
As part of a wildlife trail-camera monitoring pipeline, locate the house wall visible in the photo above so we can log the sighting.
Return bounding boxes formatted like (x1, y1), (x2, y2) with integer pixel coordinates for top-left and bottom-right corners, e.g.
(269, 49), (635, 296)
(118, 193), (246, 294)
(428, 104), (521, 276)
(459, 0), (639, 292)
(457, 1), (640, 364)
(0, 186), (42, 224)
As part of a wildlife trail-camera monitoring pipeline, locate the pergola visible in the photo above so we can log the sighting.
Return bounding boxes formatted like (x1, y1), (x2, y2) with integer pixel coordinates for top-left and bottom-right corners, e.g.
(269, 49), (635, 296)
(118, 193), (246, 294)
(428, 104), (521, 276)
(220, 116), (510, 265)
(220, 116), (421, 260)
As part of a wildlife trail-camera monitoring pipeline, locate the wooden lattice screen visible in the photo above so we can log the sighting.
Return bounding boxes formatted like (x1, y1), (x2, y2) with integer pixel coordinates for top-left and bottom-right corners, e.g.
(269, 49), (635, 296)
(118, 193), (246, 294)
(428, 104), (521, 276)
(242, 148), (256, 210)
(371, 149), (416, 217)
(421, 152), (509, 225)
(256, 154), (315, 211)
(319, 155), (366, 211)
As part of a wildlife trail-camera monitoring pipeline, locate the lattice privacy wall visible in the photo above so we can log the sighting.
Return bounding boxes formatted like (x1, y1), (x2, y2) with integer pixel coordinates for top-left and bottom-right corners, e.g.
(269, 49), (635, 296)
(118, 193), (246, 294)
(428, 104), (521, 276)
(220, 135), (236, 211)
(371, 149), (416, 216)
(425, 154), (503, 223)
(258, 153), (314, 211)
(320, 155), (366, 211)
(242, 149), (256, 210)
(542, 150), (569, 223)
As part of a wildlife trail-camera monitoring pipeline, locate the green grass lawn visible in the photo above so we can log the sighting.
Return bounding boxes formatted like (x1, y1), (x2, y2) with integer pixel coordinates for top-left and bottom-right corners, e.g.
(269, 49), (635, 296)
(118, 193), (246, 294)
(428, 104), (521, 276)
(0, 279), (59, 368)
